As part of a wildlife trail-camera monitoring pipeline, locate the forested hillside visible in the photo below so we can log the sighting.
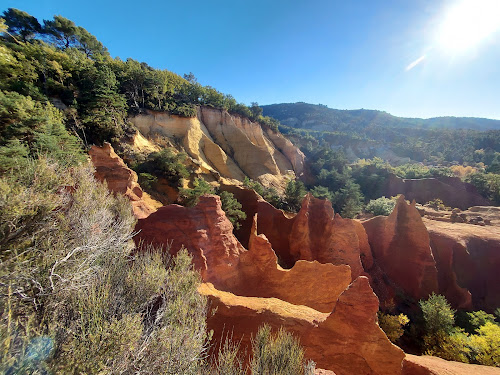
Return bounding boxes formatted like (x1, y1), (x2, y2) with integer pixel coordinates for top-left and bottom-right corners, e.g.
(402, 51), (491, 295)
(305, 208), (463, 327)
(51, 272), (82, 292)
(263, 102), (500, 165)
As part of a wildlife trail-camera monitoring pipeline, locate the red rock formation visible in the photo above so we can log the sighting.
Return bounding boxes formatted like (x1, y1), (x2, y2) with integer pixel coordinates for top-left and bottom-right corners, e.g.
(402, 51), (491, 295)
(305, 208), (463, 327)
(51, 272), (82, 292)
(134, 195), (245, 286)
(289, 194), (366, 279)
(425, 219), (500, 312)
(235, 215), (352, 313)
(135, 195), (406, 373)
(89, 143), (159, 219)
(136, 201), (351, 313)
(362, 196), (439, 303)
(383, 174), (491, 210)
(201, 278), (405, 375)
(402, 354), (500, 375)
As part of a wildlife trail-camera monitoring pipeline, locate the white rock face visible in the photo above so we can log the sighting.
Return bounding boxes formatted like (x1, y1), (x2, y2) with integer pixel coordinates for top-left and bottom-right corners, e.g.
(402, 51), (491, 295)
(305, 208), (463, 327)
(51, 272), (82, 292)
(130, 107), (305, 190)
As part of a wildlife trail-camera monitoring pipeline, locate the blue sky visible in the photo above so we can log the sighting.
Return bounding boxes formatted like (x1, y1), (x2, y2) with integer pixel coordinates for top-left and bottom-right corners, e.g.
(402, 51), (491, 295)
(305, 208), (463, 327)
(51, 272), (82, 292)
(3, 0), (500, 119)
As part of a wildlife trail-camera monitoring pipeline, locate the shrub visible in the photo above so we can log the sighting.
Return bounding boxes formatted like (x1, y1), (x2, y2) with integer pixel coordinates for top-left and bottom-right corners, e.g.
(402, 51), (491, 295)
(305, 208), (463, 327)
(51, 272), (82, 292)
(310, 185), (333, 201)
(134, 148), (189, 187)
(365, 196), (396, 216)
(0, 157), (209, 373)
(250, 324), (315, 375)
(179, 177), (215, 207)
(378, 312), (410, 343)
(469, 322), (500, 367)
(282, 180), (307, 213)
(419, 293), (455, 336)
(426, 198), (447, 211)
(243, 177), (284, 209)
(219, 191), (246, 230)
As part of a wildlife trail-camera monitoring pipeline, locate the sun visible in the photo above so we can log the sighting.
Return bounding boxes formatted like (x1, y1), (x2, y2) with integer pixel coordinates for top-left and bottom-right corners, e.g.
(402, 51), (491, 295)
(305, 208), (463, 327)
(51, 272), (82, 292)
(436, 0), (500, 53)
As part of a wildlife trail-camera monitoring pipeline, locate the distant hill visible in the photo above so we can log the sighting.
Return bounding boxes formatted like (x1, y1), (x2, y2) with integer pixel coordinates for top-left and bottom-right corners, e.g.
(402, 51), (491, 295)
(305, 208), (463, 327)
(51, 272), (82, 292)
(262, 102), (500, 131)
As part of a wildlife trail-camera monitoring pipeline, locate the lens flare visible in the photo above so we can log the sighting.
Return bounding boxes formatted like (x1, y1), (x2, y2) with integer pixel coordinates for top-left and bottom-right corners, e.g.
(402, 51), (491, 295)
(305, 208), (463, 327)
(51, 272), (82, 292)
(436, 0), (500, 53)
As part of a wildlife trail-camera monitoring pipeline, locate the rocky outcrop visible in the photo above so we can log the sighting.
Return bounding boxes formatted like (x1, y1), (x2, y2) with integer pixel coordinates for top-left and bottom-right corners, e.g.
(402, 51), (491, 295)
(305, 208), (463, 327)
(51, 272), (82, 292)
(130, 107), (305, 190)
(362, 196), (439, 304)
(402, 354), (500, 375)
(89, 143), (161, 219)
(201, 278), (405, 375)
(134, 195), (244, 286)
(362, 196), (500, 312)
(425, 219), (500, 312)
(236, 215), (352, 313)
(289, 194), (366, 279)
(134, 198), (351, 313)
(383, 174), (491, 210)
(135, 195), (405, 373)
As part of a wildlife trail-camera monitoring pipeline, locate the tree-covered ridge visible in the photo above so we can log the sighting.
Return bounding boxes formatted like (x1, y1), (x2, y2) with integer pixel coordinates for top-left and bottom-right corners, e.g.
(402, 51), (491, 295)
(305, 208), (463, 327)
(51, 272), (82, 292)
(263, 102), (500, 131)
(0, 8), (280, 149)
(264, 102), (500, 166)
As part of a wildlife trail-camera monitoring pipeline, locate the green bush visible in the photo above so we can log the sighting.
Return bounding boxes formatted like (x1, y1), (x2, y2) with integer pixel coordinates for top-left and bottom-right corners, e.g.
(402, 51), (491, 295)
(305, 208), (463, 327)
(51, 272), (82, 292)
(179, 177), (215, 207)
(378, 312), (410, 343)
(420, 293), (456, 336)
(134, 148), (190, 187)
(365, 196), (396, 216)
(219, 191), (247, 230)
(0, 157), (209, 374)
(469, 322), (500, 367)
(251, 324), (315, 375)
(243, 177), (284, 209)
(282, 180), (307, 213)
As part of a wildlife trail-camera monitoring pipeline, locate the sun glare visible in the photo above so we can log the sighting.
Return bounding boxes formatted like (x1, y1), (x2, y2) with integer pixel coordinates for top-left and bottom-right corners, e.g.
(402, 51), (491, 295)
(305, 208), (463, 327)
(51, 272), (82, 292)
(436, 0), (500, 53)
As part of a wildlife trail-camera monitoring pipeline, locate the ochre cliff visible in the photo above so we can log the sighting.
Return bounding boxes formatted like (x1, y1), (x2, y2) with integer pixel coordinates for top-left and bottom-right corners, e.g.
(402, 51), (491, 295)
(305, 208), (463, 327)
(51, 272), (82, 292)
(130, 107), (305, 190)
(383, 174), (491, 210)
(425, 218), (500, 312)
(362, 195), (500, 313)
(362, 196), (439, 304)
(201, 278), (405, 375)
(134, 194), (405, 374)
(89, 143), (161, 219)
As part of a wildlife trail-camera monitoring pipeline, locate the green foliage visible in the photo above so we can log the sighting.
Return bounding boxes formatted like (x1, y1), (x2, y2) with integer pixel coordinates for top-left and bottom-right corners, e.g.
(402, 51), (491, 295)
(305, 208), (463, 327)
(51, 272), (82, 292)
(0, 157), (209, 373)
(179, 177), (214, 207)
(134, 148), (189, 187)
(365, 196), (396, 216)
(0, 90), (85, 169)
(2, 8), (41, 41)
(420, 293), (456, 336)
(332, 180), (364, 218)
(351, 158), (393, 201)
(243, 177), (284, 209)
(219, 191), (247, 230)
(209, 335), (247, 375)
(468, 322), (500, 367)
(310, 185), (333, 201)
(282, 180), (307, 213)
(456, 310), (496, 334)
(426, 198), (447, 211)
(394, 163), (453, 179)
(378, 312), (410, 343)
(466, 172), (500, 205)
(423, 329), (471, 363)
(179, 180), (246, 230)
(250, 324), (315, 375)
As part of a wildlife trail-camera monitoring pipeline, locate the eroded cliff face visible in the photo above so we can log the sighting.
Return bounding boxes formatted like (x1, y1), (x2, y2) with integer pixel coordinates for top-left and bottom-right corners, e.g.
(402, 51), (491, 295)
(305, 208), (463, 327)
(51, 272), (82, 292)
(362, 195), (500, 313)
(383, 174), (491, 210)
(130, 107), (305, 190)
(425, 219), (500, 312)
(89, 143), (161, 219)
(134, 194), (405, 375)
(362, 196), (439, 304)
